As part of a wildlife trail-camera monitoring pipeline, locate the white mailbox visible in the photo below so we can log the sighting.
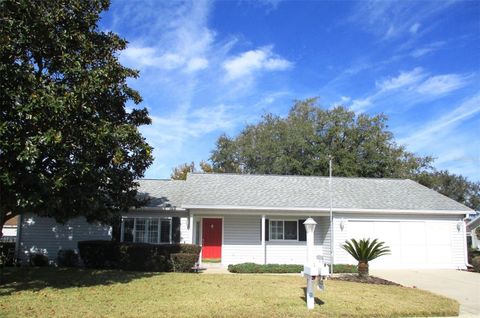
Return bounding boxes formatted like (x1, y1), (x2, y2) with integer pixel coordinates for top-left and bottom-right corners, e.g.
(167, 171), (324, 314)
(302, 218), (330, 310)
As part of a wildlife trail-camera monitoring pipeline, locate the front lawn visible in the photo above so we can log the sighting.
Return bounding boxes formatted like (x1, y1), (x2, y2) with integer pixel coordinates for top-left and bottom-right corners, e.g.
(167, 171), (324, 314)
(0, 268), (458, 317)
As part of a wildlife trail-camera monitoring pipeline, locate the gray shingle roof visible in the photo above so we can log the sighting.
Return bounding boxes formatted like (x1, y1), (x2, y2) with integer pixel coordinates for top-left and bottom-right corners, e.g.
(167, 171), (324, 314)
(137, 179), (185, 209)
(181, 173), (471, 212)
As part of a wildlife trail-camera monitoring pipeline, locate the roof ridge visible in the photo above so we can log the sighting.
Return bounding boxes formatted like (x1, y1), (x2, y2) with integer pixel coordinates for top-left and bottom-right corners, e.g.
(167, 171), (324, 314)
(188, 172), (408, 181)
(137, 178), (185, 182)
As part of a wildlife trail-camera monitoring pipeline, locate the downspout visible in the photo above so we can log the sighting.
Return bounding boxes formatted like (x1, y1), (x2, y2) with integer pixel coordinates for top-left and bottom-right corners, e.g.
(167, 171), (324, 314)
(463, 216), (472, 268)
(329, 157), (334, 274)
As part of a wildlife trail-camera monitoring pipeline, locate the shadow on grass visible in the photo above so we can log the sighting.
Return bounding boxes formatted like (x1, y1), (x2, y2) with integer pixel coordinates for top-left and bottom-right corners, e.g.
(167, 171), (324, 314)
(0, 267), (160, 296)
(300, 287), (325, 306)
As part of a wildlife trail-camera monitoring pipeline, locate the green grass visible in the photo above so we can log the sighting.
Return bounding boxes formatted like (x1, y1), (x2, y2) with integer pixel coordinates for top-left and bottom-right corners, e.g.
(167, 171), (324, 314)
(0, 267), (459, 317)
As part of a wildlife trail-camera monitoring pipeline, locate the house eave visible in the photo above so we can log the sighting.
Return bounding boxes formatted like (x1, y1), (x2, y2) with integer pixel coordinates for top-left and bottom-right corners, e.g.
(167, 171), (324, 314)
(182, 205), (467, 215)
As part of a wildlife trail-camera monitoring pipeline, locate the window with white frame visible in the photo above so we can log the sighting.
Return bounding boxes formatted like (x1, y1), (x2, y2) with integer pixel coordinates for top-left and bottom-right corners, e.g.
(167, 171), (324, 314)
(270, 220), (298, 240)
(121, 217), (172, 244)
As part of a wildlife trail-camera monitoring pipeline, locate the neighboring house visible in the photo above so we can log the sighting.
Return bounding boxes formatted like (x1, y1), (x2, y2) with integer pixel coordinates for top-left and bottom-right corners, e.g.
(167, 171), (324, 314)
(1, 216), (18, 242)
(467, 216), (480, 251)
(17, 173), (472, 269)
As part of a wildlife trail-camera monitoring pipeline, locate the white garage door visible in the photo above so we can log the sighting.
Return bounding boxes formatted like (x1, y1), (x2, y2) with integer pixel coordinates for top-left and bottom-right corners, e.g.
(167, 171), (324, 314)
(347, 220), (455, 268)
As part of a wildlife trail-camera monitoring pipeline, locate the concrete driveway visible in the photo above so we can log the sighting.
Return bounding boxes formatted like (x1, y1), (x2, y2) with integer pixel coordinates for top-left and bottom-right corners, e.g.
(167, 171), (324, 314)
(371, 269), (480, 316)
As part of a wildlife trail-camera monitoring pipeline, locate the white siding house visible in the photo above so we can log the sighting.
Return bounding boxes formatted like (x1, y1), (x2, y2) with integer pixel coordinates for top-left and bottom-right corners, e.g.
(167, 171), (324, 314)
(17, 173), (472, 269)
(18, 214), (111, 262)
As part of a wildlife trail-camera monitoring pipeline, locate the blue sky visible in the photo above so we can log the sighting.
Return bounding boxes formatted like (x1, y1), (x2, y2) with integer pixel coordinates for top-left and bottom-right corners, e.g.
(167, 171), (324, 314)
(100, 0), (480, 181)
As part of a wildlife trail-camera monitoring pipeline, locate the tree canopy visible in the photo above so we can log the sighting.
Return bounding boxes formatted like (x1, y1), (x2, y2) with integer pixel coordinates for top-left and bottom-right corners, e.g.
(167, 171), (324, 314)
(210, 98), (433, 178)
(416, 170), (480, 211)
(0, 0), (153, 232)
(170, 161), (213, 180)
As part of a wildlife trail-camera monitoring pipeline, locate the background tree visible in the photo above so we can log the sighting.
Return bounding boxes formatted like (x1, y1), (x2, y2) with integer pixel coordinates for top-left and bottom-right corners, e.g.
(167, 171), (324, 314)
(0, 0), (153, 236)
(170, 162), (196, 180)
(170, 160), (216, 180)
(210, 98), (433, 178)
(415, 171), (480, 211)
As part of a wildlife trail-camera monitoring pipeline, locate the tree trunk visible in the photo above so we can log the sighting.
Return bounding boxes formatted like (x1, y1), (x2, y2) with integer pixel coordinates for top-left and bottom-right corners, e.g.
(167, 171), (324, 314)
(358, 261), (369, 278)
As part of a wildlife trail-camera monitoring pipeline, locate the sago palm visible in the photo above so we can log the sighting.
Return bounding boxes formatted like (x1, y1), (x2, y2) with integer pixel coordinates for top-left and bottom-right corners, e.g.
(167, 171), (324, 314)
(341, 238), (390, 278)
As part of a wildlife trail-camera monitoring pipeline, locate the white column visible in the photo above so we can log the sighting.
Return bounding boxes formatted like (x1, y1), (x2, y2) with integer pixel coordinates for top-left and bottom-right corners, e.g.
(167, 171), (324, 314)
(306, 276), (315, 309)
(306, 227), (314, 265)
(189, 213), (194, 240)
(120, 219), (124, 242)
(261, 215), (266, 264)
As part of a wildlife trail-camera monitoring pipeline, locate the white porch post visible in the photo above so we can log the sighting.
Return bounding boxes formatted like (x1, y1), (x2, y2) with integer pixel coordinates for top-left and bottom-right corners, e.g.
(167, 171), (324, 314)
(189, 212), (194, 242)
(120, 218), (124, 242)
(261, 214), (266, 264)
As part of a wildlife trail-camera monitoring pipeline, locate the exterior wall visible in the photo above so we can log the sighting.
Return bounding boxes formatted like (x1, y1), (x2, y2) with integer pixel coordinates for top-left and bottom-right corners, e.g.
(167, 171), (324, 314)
(180, 217), (192, 244)
(333, 213), (467, 269)
(192, 213), (331, 266)
(18, 213), (111, 262)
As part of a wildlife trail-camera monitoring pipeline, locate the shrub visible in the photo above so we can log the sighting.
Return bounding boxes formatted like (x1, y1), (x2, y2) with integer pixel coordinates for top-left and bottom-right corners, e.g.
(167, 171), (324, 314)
(333, 264), (357, 273)
(178, 244), (202, 255)
(57, 249), (79, 267)
(228, 263), (303, 273)
(78, 240), (120, 269)
(77, 240), (201, 272)
(0, 242), (16, 266)
(468, 248), (480, 264)
(342, 238), (390, 277)
(29, 253), (49, 267)
(227, 263), (358, 274)
(171, 253), (198, 272)
(117, 243), (171, 272)
(472, 256), (480, 273)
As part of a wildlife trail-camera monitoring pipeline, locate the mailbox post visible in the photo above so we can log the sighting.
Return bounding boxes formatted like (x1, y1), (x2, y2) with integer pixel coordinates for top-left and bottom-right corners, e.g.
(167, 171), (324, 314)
(302, 218), (329, 310)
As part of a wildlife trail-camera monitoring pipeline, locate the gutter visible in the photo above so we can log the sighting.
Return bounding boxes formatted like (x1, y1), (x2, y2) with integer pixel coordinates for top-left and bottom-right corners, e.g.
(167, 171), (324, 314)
(181, 205), (468, 215)
(463, 216), (473, 269)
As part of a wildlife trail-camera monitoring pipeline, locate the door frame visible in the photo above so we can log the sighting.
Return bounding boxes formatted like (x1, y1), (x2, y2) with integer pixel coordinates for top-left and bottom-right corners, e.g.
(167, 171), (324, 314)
(200, 216), (224, 263)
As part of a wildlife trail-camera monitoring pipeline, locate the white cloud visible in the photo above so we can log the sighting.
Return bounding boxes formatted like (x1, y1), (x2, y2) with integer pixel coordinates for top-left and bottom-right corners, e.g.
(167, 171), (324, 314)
(376, 67), (426, 91)
(416, 74), (469, 95)
(350, 98), (372, 112)
(399, 93), (480, 149)
(410, 41), (445, 58)
(409, 22), (421, 34)
(349, 1), (456, 40)
(347, 68), (472, 113)
(186, 57), (209, 72)
(223, 46), (292, 80)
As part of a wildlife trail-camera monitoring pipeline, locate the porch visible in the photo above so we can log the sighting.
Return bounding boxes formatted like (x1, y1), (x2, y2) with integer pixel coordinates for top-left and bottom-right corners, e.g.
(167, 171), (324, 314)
(188, 213), (332, 266)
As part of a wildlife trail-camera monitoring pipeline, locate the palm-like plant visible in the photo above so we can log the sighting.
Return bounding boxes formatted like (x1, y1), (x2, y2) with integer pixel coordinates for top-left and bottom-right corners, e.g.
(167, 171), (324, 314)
(342, 238), (390, 278)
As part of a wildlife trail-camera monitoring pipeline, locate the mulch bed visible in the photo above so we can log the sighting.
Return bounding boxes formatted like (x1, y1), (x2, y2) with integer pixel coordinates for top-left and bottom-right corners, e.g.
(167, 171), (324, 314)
(330, 274), (401, 286)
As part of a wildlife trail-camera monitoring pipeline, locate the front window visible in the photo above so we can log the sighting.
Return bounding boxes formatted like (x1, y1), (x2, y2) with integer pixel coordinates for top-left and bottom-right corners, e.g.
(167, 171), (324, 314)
(270, 220), (298, 241)
(122, 218), (172, 244)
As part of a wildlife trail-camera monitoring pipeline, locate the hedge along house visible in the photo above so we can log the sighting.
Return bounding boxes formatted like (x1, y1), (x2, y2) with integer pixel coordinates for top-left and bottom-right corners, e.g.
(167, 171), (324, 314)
(17, 173), (472, 269)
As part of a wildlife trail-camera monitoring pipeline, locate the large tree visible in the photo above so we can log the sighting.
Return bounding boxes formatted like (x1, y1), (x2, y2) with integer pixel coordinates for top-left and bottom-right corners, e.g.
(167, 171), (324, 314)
(415, 171), (480, 211)
(0, 0), (153, 235)
(210, 98), (433, 178)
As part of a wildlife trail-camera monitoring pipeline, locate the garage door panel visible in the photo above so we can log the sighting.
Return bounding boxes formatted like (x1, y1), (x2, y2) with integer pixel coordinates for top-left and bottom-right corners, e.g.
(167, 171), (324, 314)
(426, 223), (452, 245)
(400, 222), (425, 245)
(427, 246), (452, 264)
(345, 219), (457, 268)
(348, 221), (401, 266)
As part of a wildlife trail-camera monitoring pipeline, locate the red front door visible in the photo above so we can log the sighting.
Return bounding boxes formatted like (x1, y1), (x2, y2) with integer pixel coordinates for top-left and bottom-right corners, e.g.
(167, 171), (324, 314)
(202, 218), (222, 261)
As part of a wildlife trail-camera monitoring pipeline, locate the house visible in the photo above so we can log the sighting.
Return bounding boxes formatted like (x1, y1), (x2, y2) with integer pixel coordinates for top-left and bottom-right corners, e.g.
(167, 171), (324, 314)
(1, 216), (18, 242)
(467, 215), (480, 250)
(17, 173), (472, 269)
